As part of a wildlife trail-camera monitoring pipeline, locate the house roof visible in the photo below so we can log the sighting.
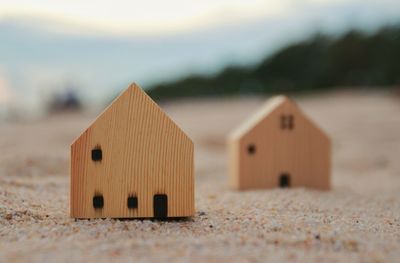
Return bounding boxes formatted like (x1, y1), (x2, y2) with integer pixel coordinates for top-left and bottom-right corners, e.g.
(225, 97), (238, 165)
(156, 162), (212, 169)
(228, 95), (288, 141)
(71, 83), (192, 146)
(228, 95), (329, 142)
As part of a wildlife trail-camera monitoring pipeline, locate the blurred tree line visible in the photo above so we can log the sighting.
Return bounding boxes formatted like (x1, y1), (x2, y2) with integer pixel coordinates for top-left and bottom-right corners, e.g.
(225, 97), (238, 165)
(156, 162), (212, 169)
(147, 25), (400, 100)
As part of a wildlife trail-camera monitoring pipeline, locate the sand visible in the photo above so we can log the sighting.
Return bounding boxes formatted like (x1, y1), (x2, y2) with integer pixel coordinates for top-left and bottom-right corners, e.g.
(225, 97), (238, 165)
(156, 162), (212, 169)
(0, 91), (399, 262)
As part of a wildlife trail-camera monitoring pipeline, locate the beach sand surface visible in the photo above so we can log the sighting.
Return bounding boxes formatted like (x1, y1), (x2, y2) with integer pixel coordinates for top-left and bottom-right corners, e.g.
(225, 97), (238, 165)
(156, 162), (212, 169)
(0, 91), (399, 262)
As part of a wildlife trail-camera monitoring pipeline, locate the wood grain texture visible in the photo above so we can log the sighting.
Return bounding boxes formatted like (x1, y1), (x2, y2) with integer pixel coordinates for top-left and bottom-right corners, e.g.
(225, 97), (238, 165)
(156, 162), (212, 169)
(228, 96), (331, 191)
(71, 83), (194, 218)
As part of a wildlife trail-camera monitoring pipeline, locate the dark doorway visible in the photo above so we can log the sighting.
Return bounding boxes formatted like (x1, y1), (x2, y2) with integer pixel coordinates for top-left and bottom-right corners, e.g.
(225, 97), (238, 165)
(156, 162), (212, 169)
(153, 194), (168, 218)
(279, 173), (291, 188)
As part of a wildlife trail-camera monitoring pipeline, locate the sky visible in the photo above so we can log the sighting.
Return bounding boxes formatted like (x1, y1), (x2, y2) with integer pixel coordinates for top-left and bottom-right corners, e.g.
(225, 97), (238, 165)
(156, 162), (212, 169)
(0, 0), (400, 116)
(0, 0), (348, 35)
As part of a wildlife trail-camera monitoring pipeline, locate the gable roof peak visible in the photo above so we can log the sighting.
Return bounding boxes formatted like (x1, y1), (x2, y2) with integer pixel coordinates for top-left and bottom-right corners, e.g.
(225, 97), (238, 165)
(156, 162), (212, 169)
(71, 82), (192, 146)
(228, 95), (297, 140)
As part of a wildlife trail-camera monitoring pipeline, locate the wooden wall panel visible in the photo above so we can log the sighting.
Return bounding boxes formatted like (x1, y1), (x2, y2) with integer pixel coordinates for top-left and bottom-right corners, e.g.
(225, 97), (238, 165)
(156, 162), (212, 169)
(229, 97), (330, 190)
(71, 84), (194, 218)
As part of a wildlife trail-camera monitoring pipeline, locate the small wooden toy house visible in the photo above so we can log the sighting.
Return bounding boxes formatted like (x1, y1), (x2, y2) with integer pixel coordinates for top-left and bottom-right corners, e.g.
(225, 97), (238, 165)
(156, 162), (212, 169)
(228, 96), (331, 190)
(71, 83), (194, 218)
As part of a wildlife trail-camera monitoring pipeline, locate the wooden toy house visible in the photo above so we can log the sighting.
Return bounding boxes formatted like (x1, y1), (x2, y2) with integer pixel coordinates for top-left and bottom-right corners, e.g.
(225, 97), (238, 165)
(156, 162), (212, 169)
(228, 96), (331, 190)
(70, 83), (194, 219)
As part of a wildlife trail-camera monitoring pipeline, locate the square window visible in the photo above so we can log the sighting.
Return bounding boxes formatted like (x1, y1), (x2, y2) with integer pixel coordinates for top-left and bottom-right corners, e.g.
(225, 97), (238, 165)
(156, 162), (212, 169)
(93, 195), (104, 209)
(247, 144), (256, 155)
(280, 115), (294, 130)
(127, 196), (138, 209)
(92, 148), (102, 161)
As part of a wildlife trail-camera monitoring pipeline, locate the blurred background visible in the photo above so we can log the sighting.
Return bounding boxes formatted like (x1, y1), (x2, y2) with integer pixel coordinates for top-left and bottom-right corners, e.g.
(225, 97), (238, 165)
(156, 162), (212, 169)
(1, 2), (400, 260)
(0, 0), (399, 118)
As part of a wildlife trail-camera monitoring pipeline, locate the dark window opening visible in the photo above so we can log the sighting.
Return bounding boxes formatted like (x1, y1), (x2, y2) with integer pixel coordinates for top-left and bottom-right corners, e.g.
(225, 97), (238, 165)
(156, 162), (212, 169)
(93, 195), (104, 209)
(288, 115), (294, 130)
(280, 115), (286, 129)
(280, 115), (295, 130)
(279, 173), (291, 188)
(92, 147), (102, 161)
(153, 194), (168, 218)
(127, 196), (138, 209)
(247, 144), (256, 155)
